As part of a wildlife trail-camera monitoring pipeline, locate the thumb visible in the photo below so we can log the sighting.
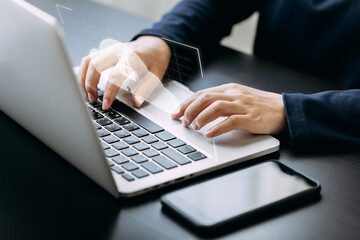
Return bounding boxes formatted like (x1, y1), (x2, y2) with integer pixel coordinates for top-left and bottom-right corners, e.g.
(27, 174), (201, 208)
(132, 71), (161, 107)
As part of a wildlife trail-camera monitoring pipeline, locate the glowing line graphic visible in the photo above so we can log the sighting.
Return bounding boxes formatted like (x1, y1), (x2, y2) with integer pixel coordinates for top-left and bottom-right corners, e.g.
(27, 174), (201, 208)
(212, 140), (218, 161)
(55, 4), (73, 24)
(161, 37), (204, 78)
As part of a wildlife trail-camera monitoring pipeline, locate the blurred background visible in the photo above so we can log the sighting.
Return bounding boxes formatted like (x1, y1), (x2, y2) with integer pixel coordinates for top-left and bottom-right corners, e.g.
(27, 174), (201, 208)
(96, 0), (259, 55)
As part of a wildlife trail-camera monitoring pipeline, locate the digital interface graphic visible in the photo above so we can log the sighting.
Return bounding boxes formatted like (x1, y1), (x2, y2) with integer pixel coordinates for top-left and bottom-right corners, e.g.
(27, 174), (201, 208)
(55, 2), (217, 160)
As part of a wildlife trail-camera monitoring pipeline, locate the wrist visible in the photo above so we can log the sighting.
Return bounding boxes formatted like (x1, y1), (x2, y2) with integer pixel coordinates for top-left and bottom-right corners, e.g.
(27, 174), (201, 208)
(135, 36), (171, 59)
(275, 93), (287, 134)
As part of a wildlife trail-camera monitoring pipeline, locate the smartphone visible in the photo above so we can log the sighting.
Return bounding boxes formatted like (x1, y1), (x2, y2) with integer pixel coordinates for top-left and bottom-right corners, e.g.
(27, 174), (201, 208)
(161, 161), (320, 232)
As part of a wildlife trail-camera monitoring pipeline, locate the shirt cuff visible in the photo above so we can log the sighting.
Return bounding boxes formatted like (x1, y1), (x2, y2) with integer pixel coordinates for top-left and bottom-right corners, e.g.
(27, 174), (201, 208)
(282, 92), (309, 152)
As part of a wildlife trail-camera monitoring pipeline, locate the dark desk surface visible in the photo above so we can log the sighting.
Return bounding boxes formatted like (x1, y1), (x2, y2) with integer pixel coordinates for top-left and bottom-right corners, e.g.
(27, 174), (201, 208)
(1, 1), (359, 239)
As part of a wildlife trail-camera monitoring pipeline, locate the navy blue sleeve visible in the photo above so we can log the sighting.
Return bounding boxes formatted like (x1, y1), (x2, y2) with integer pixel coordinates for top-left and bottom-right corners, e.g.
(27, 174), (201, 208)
(132, 0), (258, 81)
(134, 0), (258, 49)
(283, 90), (360, 152)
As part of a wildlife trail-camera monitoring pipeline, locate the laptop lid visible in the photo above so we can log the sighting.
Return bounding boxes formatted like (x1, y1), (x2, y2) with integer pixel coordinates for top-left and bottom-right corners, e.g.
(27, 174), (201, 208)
(0, 0), (119, 197)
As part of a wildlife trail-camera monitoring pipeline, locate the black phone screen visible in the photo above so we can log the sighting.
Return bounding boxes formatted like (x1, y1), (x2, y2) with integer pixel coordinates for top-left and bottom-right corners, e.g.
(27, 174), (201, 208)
(162, 161), (319, 227)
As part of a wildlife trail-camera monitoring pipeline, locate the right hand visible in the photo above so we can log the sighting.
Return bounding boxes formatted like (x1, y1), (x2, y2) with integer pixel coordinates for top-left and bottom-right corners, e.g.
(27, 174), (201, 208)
(78, 36), (171, 109)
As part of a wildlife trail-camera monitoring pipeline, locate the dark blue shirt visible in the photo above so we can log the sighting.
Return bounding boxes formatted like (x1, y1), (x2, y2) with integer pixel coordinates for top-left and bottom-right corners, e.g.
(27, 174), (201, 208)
(136, 0), (360, 152)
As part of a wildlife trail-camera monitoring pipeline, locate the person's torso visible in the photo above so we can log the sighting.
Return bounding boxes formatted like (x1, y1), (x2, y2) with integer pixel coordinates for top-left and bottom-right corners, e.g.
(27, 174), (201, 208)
(254, 0), (360, 88)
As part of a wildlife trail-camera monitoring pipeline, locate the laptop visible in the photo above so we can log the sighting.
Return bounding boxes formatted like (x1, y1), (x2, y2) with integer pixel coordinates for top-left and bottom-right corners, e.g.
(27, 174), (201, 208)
(0, 0), (279, 197)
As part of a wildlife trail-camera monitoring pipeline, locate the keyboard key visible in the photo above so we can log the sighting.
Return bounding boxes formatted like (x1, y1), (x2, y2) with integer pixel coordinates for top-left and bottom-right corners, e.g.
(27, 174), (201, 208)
(132, 129), (149, 138)
(153, 156), (177, 169)
(137, 119), (164, 134)
(162, 148), (191, 165)
(143, 149), (159, 158)
(107, 159), (114, 166)
(123, 123), (140, 131)
(112, 155), (129, 164)
(114, 117), (130, 125)
(178, 145), (196, 154)
(142, 135), (158, 144)
(111, 166), (124, 174)
(151, 142), (168, 150)
(102, 135), (119, 144)
(155, 131), (176, 141)
(112, 102), (164, 133)
(131, 155), (148, 164)
(122, 162), (139, 171)
(132, 169), (149, 178)
(90, 101), (102, 108)
(93, 122), (101, 130)
(92, 112), (104, 120)
(88, 106), (94, 112)
(96, 118), (112, 126)
(188, 152), (207, 161)
(105, 123), (121, 132)
(97, 129), (110, 137)
(141, 162), (163, 174)
(121, 148), (138, 157)
(112, 141), (128, 150)
(133, 142), (149, 151)
(104, 148), (119, 157)
(106, 111), (121, 119)
(122, 173), (135, 181)
(168, 139), (186, 148)
(114, 129), (131, 138)
(123, 136), (140, 145)
(101, 141), (110, 150)
(97, 107), (110, 114)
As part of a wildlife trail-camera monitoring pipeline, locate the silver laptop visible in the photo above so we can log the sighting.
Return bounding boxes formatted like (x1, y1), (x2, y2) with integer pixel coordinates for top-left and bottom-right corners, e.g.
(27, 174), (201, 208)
(0, 0), (279, 197)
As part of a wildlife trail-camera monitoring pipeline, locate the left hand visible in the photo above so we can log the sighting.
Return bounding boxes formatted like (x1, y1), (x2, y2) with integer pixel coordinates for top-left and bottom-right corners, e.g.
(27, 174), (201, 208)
(171, 83), (287, 138)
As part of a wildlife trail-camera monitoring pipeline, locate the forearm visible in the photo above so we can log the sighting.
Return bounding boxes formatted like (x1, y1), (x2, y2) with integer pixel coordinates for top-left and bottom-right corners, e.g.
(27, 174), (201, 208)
(283, 90), (360, 152)
(134, 0), (258, 48)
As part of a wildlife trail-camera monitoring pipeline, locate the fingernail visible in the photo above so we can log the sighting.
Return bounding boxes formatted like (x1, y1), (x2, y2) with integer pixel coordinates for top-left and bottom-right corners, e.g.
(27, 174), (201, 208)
(134, 95), (144, 106)
(205, 130), (213, 138)
(172, 106), (180, 115)
(172, 110), (179, 119)
(88, 93), (95, 103)
(193, 122), (199, 130)
(102, 99), (109, 110)
(182, 118), (188, 127)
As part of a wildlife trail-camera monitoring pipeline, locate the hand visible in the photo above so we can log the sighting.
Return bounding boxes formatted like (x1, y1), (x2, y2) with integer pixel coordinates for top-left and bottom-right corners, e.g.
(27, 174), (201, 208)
(78, 36), (171, 109)
(171, 83), (286, 137)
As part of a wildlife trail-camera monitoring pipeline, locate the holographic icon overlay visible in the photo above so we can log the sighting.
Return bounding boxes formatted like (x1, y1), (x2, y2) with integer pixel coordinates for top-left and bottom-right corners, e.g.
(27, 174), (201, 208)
(89, 39), (180, 114)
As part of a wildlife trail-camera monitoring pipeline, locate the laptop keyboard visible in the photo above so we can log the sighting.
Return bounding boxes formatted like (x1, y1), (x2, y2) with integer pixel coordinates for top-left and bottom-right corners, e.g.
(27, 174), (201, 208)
(86, 90), (207, 182)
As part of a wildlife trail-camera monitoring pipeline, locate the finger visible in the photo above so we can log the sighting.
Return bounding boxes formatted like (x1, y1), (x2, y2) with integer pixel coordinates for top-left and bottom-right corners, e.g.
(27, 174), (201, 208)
(102, 80), (120, 110)
(78, 51), (102, 94)
(102, 59), (129, 109)
(78, 56), (90, 93)
(171, 86), (231, 120)
(182, 94), (235, 127)
(171, 94), (197, 121)
(132, 71), (161, 107)
(205, 115), (248, 138)
(85, 50), (120, 103)
(193, 101), (244, 130)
